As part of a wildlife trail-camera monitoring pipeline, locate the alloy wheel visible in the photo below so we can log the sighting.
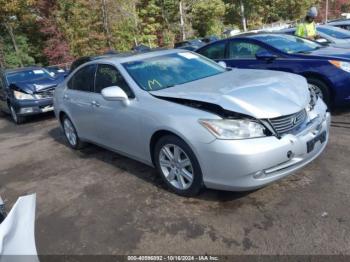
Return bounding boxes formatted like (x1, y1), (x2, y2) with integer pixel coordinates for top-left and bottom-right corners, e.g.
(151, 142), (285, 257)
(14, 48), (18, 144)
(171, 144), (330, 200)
(159, 144), (194, 190)
(63, 118), (77, 146)
(308, 83), (324, 100)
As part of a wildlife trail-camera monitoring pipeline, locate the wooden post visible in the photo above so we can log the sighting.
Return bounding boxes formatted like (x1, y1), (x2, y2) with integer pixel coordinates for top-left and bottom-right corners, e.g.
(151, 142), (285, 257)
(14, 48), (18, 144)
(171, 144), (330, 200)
(239, 0), (247, 32)
(179, 1), (186, 41)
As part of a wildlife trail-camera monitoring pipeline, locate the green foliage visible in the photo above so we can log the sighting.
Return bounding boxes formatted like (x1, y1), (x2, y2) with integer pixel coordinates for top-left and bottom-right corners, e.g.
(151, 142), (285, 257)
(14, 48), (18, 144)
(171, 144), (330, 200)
(0, 0), (342, 68)
(137, 0), (163, 47)
(192, 0), (226, 37)
(55, 0), (106, 57)
(224, 0), (320, 30)
(3, 34), (35, 68)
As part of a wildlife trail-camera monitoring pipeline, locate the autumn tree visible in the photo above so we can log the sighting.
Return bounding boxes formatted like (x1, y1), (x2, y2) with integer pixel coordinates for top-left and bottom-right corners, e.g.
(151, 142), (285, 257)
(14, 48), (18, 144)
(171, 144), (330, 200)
(0, 0), (37, 67)
(35, 0), (72, 65)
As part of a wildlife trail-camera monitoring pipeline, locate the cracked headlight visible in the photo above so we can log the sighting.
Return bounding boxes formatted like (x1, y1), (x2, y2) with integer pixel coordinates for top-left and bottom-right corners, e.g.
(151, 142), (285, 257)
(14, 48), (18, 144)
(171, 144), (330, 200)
(13, 90), (35, 100)
(329, 60), (350, 73)
(199, 119), (266, 140)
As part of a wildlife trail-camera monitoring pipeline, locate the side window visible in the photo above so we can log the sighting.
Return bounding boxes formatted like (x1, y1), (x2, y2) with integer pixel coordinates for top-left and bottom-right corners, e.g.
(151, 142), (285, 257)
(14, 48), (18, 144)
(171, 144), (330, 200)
(68, 64), (96, 92)
(228, 41), (267, 59)
(198, 42), (226, 60)
(95, 64), (134, 98)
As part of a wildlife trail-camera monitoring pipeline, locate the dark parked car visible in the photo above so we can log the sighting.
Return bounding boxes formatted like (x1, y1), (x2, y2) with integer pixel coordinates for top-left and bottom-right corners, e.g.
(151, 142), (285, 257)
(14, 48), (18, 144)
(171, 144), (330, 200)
(327, 19), (350, 31)
(196, 33), (350, 106)
(69, 56), (101, 74)
(0, 67), (64, 124)
(45, 66), (68, 78)
(174, 39), (205, 51)
(201, 35), (219, 44)
(280, 25), (350, 49)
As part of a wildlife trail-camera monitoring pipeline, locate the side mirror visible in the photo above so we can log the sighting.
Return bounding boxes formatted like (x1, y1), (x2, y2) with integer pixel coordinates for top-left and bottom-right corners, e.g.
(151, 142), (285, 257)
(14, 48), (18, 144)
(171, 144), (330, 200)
(255, 50), (278, 62)
(218, 61), (227, 68)
(101, 86), (129, 105)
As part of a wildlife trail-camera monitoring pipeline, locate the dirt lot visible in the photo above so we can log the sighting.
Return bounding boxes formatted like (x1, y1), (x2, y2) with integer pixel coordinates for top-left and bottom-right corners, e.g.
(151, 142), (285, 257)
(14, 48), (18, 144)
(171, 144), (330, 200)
(0, 109), (350, 255)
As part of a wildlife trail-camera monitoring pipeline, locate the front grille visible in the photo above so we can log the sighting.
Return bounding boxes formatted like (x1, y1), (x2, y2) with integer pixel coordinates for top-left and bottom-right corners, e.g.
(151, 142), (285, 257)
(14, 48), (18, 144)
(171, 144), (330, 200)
(36, 89), (54, 99)
(269, 110), (307, 135)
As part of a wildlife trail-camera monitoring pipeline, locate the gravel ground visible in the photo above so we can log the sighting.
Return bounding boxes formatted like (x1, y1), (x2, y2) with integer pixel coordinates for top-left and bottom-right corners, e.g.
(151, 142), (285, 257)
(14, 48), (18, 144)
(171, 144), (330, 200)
(0, 109), (349, 255)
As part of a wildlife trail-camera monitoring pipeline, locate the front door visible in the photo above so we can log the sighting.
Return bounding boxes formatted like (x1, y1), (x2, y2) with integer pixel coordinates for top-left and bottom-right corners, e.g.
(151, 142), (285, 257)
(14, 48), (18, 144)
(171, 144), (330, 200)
(87, 63), (141, 157)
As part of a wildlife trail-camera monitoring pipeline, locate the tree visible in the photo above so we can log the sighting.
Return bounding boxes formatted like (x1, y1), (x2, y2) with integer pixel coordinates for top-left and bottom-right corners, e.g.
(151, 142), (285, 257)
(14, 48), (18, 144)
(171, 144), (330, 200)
(35, 0), (72, 65)
(318, 0), (350, 22)
(55, 0), (106, 57)
(0, 0), (37, 67)
(192, 0), (226, 37)
(137, 0), (163, 47)
(224, 0), (320, 30)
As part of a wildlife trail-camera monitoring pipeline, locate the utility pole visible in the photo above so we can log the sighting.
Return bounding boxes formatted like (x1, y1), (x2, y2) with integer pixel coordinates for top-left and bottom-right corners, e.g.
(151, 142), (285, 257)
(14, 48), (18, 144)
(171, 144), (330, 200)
(179, 0), (186, 41)
(239, 0), (247, 32)
(325, 0), (329, 23)
(102, 0), (112, 49)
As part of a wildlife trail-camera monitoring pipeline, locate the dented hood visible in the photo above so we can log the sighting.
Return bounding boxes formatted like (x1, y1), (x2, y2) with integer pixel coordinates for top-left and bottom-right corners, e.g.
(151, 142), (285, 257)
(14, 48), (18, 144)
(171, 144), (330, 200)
(150, 69), (309, 119)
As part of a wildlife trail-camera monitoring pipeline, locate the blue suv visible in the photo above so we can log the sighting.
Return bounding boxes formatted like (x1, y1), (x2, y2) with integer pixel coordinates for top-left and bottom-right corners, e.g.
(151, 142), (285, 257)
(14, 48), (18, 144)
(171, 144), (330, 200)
(197, 33), (350, 107)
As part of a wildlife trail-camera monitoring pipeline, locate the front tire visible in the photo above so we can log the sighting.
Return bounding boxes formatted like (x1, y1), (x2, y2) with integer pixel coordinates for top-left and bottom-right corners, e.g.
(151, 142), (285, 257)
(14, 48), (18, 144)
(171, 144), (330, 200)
(62, 115), (83, 149)
(154, 135), (204, 197)
(9, 104), (25, 124)
(307, 78), (331, 107)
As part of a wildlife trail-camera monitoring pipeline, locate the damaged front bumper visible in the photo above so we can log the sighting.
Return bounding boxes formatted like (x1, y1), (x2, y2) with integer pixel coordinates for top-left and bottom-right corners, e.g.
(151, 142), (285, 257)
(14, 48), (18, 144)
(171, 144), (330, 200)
(196, 99), (331, 191)
(12, 98), (54, 116)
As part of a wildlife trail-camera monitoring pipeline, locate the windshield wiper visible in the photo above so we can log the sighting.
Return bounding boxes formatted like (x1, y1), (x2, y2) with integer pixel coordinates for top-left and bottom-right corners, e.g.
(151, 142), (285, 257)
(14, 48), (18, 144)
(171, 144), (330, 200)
(296, 50), (311, 54)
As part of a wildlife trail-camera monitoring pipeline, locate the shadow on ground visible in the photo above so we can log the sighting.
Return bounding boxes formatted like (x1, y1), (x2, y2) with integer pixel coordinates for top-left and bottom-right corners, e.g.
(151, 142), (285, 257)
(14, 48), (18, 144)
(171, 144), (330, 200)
(48, 126), (253, 203)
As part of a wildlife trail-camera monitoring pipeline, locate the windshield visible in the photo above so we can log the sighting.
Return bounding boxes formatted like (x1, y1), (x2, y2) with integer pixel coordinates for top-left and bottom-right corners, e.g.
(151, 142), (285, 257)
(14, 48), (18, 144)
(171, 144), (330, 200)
(253, 34), (322, 54)
(318, 26), (350, 39)
(123, 52), (226, 91)
(6, 69), (53, 83)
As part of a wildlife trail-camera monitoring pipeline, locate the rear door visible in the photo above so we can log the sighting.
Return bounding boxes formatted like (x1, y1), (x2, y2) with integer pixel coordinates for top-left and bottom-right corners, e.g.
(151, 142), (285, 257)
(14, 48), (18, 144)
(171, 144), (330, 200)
(63, 64), (97, 140)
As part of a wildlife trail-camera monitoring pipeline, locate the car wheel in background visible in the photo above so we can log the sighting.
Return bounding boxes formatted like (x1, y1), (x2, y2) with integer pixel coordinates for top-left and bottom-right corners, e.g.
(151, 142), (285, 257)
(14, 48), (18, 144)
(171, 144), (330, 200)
(62, 115), (83, 150)
(9, 104), (25, 124)
(307, 78), (331, 107)
(154, 135), (204, 197)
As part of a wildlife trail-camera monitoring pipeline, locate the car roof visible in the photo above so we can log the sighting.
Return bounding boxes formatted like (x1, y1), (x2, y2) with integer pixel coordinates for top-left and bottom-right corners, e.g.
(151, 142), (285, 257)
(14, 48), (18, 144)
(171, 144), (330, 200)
(328, 20), (350, 26)
(5, 66), (43, 74)
(231, 32), (285, 39)
(88, 49), (184, 64)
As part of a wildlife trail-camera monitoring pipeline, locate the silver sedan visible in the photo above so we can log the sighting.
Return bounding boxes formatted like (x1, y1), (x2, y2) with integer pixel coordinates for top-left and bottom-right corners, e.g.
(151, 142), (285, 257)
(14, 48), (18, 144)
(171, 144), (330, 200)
(54, 49), (330, 196)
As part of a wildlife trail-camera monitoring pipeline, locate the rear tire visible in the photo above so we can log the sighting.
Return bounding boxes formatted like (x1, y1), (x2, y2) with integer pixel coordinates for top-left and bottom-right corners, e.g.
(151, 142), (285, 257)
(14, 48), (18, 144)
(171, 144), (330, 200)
(154, 135), (204, 197)
(62, 115), (84, 150)
(307, 78), (331, 107)
(9, 104), (25, 124)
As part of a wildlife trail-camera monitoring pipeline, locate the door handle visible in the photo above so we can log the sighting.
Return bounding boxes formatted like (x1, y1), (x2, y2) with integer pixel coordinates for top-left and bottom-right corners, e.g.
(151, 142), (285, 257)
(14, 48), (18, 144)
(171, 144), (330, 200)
(91, 101), (100, 107)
